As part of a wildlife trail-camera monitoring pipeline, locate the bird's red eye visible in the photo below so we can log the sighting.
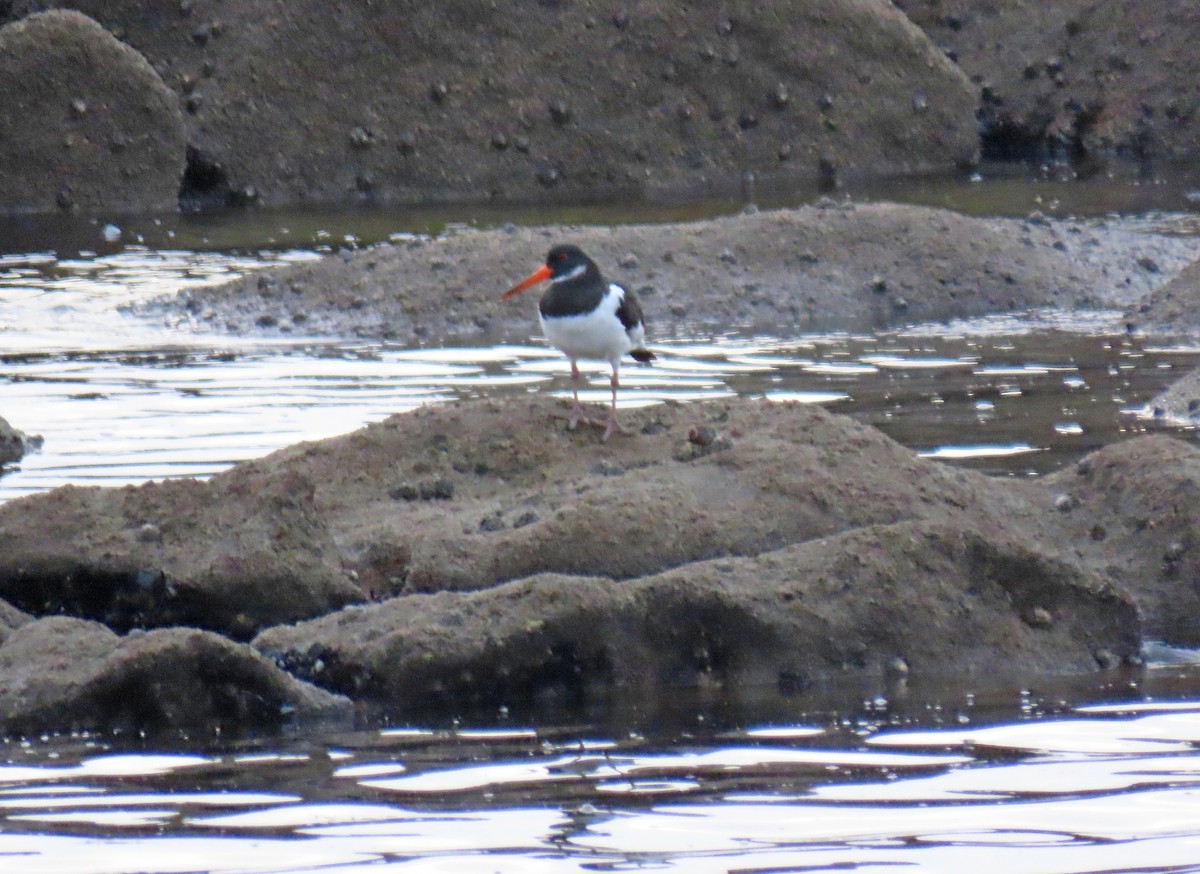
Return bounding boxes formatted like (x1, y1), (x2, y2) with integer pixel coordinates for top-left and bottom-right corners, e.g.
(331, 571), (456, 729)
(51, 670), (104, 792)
(557, 252), (567, 261)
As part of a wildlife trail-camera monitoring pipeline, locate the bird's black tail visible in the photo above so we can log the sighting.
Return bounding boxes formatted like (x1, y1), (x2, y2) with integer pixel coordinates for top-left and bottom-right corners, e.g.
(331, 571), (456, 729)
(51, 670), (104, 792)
(630, 348), (656, 363)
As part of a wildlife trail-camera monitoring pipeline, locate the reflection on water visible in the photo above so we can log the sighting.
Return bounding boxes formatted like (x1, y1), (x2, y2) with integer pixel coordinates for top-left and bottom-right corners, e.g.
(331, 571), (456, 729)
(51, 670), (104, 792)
(4, 676), (1200, 873)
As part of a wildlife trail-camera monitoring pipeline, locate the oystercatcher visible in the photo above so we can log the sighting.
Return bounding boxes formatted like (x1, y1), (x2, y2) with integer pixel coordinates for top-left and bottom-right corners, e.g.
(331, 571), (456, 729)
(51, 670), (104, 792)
(501, 244), (655, 440)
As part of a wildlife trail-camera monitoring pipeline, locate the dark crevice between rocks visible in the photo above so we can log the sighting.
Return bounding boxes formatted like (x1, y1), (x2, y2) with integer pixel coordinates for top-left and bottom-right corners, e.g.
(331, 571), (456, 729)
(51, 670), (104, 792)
(0, 563), (266, 641)
(179, 145), (259, 211)
(0, 564), (175, 632)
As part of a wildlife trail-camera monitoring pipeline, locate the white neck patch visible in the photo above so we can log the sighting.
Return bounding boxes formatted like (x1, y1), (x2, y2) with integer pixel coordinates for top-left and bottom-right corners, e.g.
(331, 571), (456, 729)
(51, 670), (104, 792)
(551, 264), (586, 284)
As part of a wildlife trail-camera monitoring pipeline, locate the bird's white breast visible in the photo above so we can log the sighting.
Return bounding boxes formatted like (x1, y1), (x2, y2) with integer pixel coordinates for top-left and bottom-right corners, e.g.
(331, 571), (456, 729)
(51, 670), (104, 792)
(539, 283), (635, 365)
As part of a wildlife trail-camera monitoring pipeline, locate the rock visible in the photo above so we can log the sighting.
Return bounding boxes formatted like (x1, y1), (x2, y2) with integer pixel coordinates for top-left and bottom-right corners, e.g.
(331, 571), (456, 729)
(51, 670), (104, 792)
(0, 395), (1092, 634)
(904, 0), (1200, 161)
(1040, 435), (1200, 643)
(0, 11), (185, 214)
(0, 616), (351, 734)
(0, 415), (36, 467)
(0, 470), (364, 640)
(0, 599), (31, 646)
(254, 520), (1137, 715)
(1125, 257), (1200, 334)
(9, 0), (977, 206)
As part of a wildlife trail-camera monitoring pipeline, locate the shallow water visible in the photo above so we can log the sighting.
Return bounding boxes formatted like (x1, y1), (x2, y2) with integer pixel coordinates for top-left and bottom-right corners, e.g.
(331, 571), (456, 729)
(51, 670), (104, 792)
(5, 169), (1200, 872)
(5, 670), (1200, 874)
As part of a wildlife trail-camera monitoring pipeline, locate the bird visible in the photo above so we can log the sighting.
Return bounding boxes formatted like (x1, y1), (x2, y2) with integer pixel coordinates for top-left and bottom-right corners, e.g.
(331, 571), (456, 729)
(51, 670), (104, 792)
(501, 244), (655, 441)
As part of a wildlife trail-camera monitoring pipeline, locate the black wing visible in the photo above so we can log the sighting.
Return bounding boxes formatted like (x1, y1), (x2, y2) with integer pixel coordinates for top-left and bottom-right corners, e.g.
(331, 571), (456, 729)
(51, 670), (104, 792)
(614, 284), (644, 332)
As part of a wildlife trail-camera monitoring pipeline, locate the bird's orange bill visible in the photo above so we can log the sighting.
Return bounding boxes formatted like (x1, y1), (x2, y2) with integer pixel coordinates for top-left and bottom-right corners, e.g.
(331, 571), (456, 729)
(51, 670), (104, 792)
(500, 264), (552, 300)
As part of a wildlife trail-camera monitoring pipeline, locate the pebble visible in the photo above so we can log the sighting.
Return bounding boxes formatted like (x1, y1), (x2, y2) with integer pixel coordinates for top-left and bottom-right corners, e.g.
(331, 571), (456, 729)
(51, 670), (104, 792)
(591, 459), (625, 477)
(548, 99), (572, 124)
(619, 253), (639, 268)
(479, 514), (506, 532)
(102, 224), (122, 243)
(1023, 607), (1054, 628)
(429, 81), (449, 103)
(1054, 493), (1075, 512)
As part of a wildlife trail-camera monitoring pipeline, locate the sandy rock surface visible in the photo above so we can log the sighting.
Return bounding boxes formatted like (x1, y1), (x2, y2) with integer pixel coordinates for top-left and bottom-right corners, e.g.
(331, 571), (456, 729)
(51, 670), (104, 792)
(0, 473), (365, 640)
(255, 520), (1136, 717)
(0, 616), (351, 734)
(1040, 437), (1200, 645)
(0, 396), (1182, 725)
(5, 0), (977, 208)
(0, 10), (185, 214)
(146, 203), (1197, 341)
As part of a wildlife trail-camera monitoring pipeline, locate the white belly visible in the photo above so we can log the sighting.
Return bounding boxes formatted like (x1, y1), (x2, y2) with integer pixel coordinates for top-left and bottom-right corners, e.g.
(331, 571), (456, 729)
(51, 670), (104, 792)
(539, 285), (635, 365)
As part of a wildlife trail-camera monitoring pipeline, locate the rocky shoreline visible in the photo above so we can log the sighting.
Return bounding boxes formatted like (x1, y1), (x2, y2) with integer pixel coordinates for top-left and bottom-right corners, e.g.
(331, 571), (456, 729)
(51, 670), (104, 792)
(2, 0), (1200, 735)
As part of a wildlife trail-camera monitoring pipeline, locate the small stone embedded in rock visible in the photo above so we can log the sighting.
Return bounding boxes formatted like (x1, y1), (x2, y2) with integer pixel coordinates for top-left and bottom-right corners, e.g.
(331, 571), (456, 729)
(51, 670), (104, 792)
(429, 81), (449, 103)
(419, 478), (455, 500)
(349, 127), (374, 149)
(591, 459), (625, 477)
(512, 510), (539, 528)
(479, 514), (506, 532)
(688, 425), (717, 447)
(548, 99), (572, 124)
(1054, 493), (1075, 512)
(389, 483), (420, 501)
(1023, 606), (1054, 628)
(618, 253), (639, 269)
(1137, 255), (1160, 273)
(869, 275), (888, 294)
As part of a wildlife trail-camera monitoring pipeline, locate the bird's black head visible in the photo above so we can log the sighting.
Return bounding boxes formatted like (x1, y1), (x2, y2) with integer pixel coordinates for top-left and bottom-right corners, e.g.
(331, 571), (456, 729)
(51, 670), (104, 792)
(545, 244), (594, 280)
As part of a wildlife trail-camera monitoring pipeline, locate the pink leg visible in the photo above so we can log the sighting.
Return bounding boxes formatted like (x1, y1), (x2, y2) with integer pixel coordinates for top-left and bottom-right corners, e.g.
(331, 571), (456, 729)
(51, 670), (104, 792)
(567, 359), (596, 430)
(601, 367), (633, 441)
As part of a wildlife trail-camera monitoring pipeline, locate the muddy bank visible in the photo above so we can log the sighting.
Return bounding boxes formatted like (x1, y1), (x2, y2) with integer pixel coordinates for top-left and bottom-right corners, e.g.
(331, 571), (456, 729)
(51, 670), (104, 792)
(5, 395), (1199, 731)
(144, 202), (1197, 341)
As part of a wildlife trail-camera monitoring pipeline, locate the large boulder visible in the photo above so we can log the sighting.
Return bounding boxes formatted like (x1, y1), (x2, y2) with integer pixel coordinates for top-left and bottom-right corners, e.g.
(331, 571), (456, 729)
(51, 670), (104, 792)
(149, 203), (1194, 340)
(0, 10), (185, 214)
(0, 616), (351, 734)
(901, 0), (1200, 162)
(254, 520), (1137, 715)
(1040, 435), (1200, 644)
(7, 0), (978, 206)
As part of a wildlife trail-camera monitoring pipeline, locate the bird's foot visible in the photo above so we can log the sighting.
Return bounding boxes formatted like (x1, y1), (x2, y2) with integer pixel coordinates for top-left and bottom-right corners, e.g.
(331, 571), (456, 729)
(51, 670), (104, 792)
(601, 414), (633, 442)
(567, 402), (600, 431)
